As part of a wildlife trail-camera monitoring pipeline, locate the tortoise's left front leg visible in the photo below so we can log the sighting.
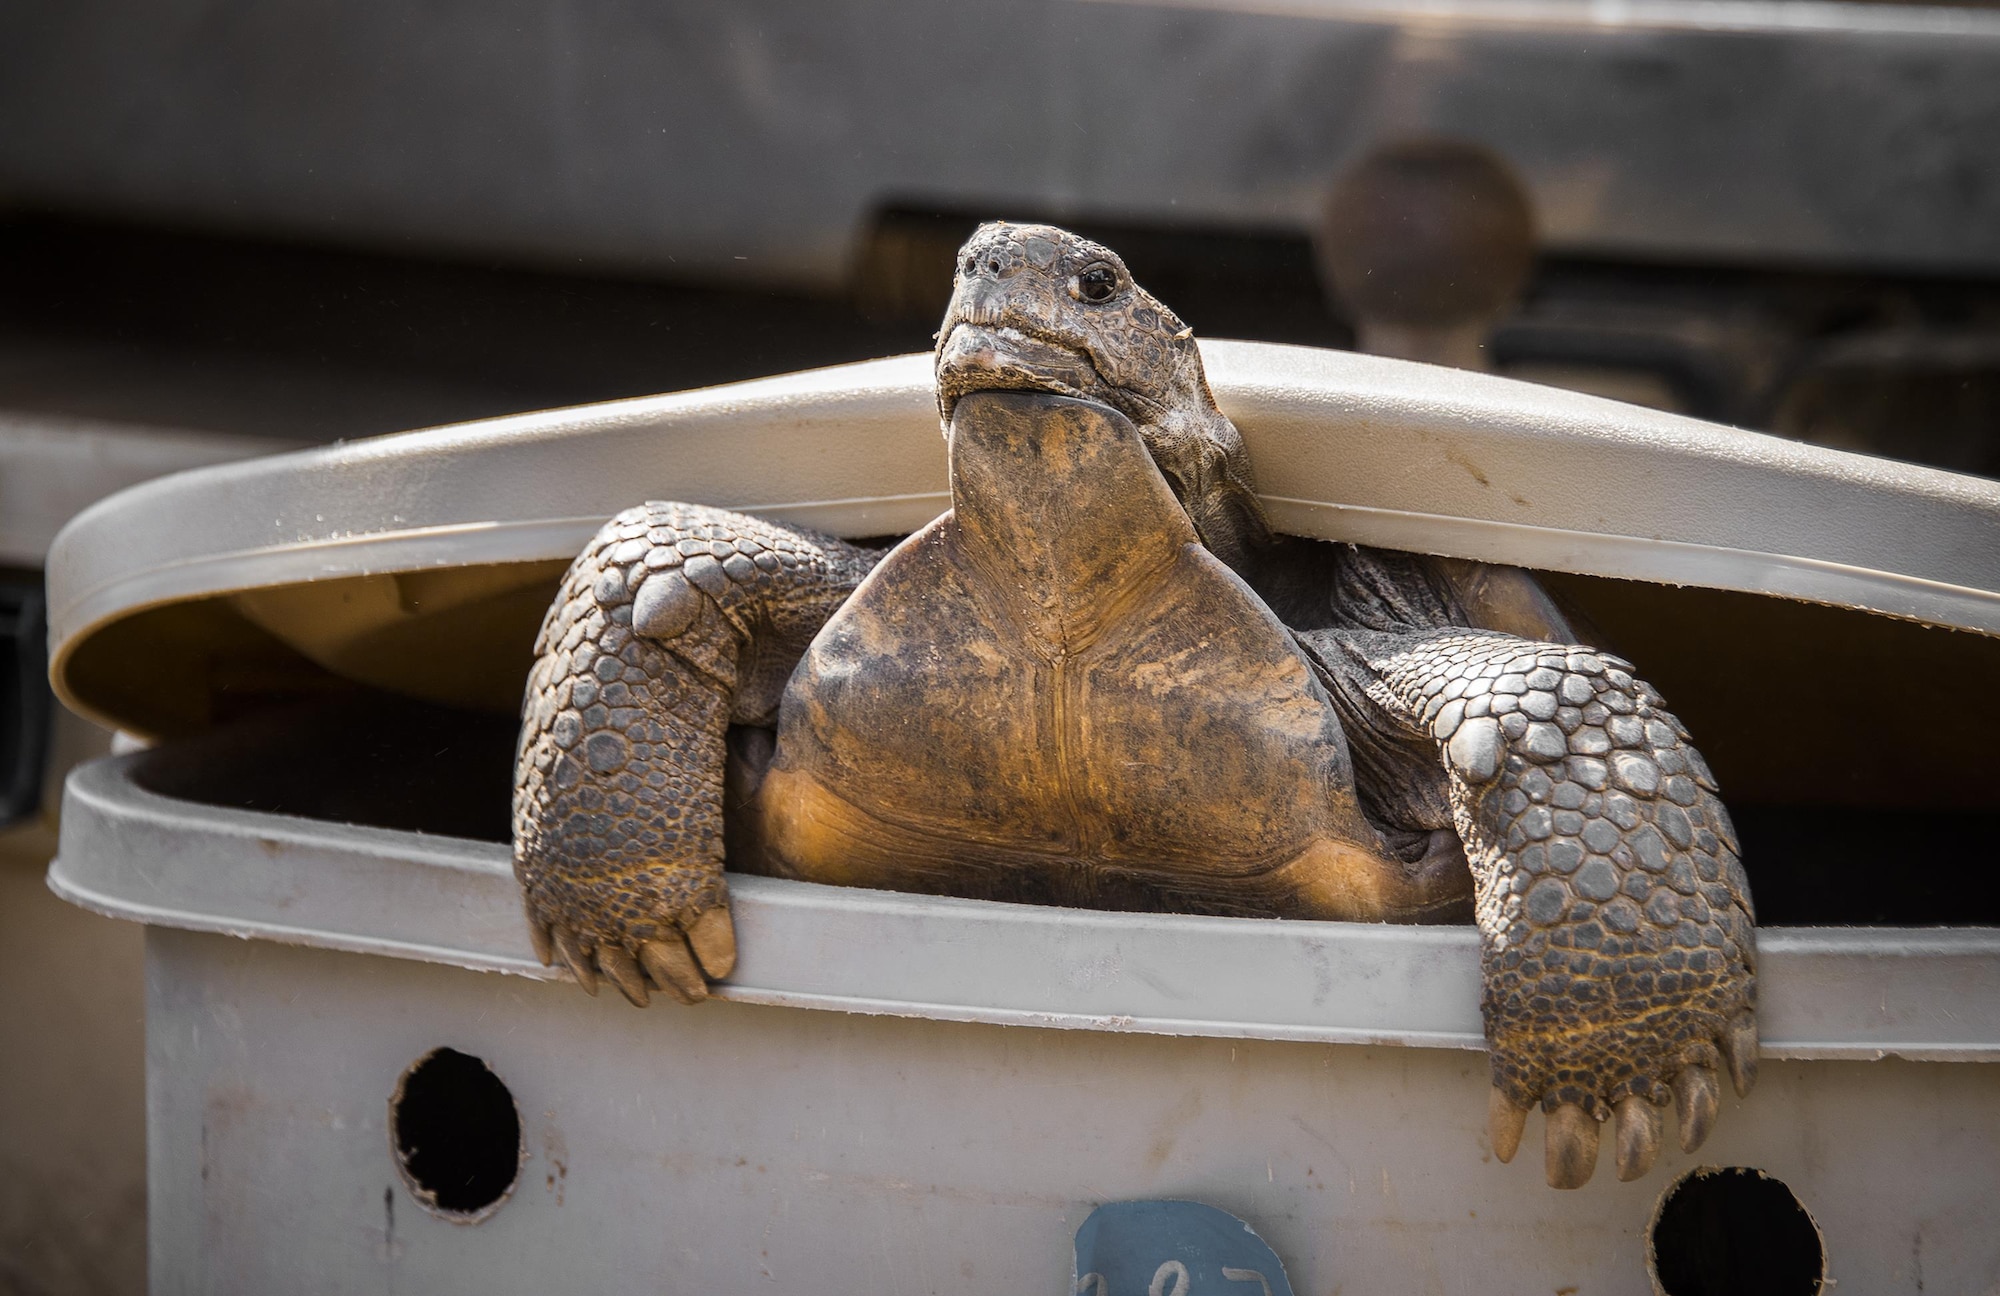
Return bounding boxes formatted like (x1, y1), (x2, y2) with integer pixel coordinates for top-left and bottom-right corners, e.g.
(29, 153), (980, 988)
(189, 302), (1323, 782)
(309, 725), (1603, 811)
(1369, 630), (1757, 1189)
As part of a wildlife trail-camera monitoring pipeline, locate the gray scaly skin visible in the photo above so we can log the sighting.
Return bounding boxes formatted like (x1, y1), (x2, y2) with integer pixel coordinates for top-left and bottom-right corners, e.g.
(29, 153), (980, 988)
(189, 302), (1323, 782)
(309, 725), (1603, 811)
(513, 221), (1758, 1187)
(1367, 632), (1757, 1185)
(513, 504), (881, 1002)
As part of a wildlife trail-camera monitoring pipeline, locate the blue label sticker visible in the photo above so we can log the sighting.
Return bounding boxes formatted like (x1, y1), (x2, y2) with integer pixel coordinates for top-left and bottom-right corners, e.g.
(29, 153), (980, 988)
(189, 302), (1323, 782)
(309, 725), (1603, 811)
(1072, 1199), (1295, 1296)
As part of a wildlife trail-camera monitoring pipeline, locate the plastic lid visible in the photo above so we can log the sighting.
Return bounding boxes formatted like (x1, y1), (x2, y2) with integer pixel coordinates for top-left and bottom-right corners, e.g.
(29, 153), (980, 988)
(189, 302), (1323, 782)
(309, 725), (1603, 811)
(45, 341), (2000, 736)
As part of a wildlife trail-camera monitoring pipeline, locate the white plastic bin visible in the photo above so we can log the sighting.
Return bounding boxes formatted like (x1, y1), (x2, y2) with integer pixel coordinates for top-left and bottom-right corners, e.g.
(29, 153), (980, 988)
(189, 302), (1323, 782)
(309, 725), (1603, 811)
(44, 345), (2000, 1293)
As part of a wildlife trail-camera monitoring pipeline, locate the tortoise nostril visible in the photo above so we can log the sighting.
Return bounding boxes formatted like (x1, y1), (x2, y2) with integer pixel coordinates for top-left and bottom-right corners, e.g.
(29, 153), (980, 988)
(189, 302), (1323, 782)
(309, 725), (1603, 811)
(988, 259), (1001, 273)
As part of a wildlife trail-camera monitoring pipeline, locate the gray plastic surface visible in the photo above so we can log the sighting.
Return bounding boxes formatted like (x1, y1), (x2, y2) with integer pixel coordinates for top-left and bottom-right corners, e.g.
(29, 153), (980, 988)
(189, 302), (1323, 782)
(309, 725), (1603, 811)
(7, 0), (2000, 281)
(44, 343), (2000, 727)
(139, 927), (2000, 1294)
(49, 753), (2000, 1062)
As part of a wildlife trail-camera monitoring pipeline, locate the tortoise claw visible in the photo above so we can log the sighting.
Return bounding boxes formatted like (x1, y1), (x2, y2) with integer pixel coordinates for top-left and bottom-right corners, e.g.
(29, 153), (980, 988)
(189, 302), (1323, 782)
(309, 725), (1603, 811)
(1488, 1087), (1529, 1164)
(1544, 1103), (1599, 1189)
(596, 944), (651, 1008)
(551, 924), (599, 996)
(639, 937), (709, 1004)
(1612, 1095), (1664, 1183)
(1722, 1011), (1760, 1098)
(525, 915), (554, 966)
(1673, 1064), (1721, 1153)
(687, 903), (738, 980)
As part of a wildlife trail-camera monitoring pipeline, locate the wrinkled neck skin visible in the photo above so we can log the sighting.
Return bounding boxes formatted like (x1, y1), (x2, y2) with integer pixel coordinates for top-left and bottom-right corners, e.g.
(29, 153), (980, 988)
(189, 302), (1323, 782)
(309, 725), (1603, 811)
(933, 221), (1272, 577)
(1135, 384), (1269, 577)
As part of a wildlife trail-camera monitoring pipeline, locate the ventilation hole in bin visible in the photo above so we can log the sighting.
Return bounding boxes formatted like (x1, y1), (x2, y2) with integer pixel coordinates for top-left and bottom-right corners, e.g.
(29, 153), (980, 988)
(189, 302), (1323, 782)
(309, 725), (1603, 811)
(1648, 1167), (1826, 1296)
(390, 1048), (523, 1222)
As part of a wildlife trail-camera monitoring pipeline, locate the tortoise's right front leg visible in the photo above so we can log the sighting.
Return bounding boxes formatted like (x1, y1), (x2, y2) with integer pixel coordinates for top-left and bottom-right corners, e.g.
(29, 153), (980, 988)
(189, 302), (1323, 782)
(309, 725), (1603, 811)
(513, 502), (883, 1006)
(1369, 630), (1757, 1188)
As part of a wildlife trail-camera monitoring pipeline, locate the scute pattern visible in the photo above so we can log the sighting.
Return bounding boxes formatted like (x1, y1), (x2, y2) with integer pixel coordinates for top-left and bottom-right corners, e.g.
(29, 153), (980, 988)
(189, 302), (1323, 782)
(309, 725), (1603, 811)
(1370, 630), (1757, 1118)
(513, 501), (880, 985)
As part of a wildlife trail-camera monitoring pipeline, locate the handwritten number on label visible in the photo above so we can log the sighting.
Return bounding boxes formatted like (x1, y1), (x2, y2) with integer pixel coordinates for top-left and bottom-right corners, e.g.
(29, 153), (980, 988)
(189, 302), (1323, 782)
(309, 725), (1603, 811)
(1080, 1260), (1271, 1294)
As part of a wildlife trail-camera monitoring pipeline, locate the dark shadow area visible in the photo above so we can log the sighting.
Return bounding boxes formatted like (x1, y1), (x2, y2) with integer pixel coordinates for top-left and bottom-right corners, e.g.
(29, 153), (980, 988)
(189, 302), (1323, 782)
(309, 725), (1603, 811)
(6, 210), (2000, 475)
(390, 1047), (521, 1220)
(133, 695), (517, 844)
(1732, 805), (2000, 925)
(128, 599), (2000, 927)
(1650, 1167), (1825, 1296)
(0, 212), (939, 442)
(0, 577), (50, 829)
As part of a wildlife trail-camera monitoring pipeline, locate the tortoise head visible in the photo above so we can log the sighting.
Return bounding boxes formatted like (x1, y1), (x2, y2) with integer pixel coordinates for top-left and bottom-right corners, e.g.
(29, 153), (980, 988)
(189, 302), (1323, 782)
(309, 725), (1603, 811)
(934, 222), (1269, 570)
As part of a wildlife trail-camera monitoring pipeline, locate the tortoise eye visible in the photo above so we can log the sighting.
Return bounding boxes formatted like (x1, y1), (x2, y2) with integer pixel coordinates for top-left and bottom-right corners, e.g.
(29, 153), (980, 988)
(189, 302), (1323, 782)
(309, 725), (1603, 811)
(1075, 265), (1118, 303)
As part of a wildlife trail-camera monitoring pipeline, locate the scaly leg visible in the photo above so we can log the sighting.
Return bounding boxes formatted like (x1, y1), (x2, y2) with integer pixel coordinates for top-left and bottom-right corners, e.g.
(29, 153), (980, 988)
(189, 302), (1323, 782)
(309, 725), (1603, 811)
(1368, 630), (1757, 1188)
(513, 502), (883, 1006)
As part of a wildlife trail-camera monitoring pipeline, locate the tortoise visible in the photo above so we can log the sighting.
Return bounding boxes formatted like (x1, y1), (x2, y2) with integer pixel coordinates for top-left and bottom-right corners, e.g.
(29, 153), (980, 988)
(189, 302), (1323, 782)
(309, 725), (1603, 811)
(513, 222), (1758, 1189)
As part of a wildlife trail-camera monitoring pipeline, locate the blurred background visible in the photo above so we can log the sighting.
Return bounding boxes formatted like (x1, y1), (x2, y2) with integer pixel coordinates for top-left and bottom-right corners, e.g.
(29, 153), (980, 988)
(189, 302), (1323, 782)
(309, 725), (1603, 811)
(3, 1), (1998, 1291)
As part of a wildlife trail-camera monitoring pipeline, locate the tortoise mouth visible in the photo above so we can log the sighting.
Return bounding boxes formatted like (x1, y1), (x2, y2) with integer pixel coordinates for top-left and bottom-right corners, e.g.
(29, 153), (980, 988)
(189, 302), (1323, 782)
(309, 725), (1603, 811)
(936, 322), (1107, 417)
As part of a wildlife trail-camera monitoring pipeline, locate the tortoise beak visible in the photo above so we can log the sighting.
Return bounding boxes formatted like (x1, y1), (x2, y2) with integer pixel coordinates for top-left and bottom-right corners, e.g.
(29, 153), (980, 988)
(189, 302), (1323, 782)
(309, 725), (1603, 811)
(935, 322), (1104, 421)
